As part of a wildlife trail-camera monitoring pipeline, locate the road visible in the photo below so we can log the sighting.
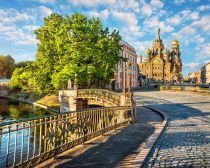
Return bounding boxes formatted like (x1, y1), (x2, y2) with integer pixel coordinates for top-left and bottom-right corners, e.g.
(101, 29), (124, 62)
(134, 91), (210, 168)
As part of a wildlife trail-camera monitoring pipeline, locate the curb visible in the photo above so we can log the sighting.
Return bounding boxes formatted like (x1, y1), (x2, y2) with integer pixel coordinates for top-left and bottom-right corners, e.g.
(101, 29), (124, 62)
(130, 106), (168, 168)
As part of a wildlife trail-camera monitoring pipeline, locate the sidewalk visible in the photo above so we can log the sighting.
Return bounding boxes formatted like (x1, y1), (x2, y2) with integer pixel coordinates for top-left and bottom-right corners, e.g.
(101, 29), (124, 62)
(37, 106), (163, 168)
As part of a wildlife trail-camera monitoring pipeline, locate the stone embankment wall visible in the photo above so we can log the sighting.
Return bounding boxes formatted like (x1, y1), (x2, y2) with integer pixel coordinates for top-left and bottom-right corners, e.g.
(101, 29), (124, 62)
(160, 85), (210, 94)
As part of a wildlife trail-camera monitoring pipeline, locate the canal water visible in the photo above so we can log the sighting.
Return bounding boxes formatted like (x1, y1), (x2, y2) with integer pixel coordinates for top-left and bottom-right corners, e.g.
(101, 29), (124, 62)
(0, 97), (53, 123)
(0, 97), (55, 167)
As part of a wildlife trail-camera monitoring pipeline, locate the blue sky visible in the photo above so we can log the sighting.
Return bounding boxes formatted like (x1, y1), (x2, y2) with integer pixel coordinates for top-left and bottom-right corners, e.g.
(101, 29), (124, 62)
(0, 0), (210, 76)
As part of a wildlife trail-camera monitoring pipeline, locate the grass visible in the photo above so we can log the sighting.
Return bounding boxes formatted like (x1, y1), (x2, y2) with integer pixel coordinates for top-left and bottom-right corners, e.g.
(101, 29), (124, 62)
(7, 91), (60, 109)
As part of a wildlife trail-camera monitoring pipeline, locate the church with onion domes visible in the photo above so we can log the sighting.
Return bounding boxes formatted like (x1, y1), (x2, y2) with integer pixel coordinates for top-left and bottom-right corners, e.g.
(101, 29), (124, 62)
(139, 28), (182, 84)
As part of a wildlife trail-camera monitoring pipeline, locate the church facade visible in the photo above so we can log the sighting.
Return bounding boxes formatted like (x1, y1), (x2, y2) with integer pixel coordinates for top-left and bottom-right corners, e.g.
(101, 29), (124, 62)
(139, 28), (182, 84)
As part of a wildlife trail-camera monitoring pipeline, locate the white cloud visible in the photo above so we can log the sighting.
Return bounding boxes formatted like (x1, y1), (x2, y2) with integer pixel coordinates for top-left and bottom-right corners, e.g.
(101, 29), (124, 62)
(0, 8), (35, 23)
(150, 0), (164, 8)
(0, 8), (38, 46)
(187, 11), (199, 20)
(39, 6), (53, 18)
(191, 15), (210, 32)
(176, 26), (196, 38)
(184, 62), (200, 69)
(88, 9), (109, 20)
(183, 62), (202, 73)
(23, 25), (40, 32)
(198, 5), (210, 11)
(127, 0), (139, 9)
(133, 40), (153, 55)
(0, 24), (38, 45)
(167, 10), (200, 27)
(37, 0), (55, 3)
(166, 14), (182, 25)
(173, 0), (186, 4)
(180, 9), (191, 17)
(112, 10), (137, 26)
(141, 3), (153, 17)
(144, 16), (174, 32)
(201, 43), (210, 57)
(192, 35), (205, 43)
(67, 0), (116, 7)
(111, 10), (143, 42)
(159, 10), (167, 17)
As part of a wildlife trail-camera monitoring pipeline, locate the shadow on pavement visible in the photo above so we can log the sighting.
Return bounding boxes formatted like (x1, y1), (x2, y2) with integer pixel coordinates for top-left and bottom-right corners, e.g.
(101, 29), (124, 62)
(55, 107), (162, 168)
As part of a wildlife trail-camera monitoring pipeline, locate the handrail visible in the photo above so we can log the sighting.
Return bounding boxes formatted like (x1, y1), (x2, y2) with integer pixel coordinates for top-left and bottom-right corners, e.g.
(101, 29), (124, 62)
(0, 106), (132, 167)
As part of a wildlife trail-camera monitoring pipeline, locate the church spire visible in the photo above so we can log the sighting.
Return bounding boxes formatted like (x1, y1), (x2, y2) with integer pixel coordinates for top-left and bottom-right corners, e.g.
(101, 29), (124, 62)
(157, 28), (161, 40)
(139, 53), (142, 63)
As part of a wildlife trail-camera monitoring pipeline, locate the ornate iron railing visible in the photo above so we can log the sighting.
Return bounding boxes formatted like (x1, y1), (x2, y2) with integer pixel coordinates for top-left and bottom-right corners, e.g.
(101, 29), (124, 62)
(78, 89), (121, 105)
(0, 106), (132, 167)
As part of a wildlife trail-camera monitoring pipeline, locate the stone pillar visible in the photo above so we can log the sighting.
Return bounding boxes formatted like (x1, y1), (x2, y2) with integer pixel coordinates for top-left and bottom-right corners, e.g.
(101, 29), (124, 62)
(59, 87), (78, 113)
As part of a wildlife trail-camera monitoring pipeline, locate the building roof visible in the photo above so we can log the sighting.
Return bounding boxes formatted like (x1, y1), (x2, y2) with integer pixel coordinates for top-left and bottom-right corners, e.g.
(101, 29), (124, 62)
(120, 40), (135, 50)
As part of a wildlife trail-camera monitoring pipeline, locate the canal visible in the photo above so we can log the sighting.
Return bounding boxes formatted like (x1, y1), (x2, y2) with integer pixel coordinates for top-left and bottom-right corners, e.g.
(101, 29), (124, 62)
(0, 97), (53, 123)
(0, 97), (55, 167)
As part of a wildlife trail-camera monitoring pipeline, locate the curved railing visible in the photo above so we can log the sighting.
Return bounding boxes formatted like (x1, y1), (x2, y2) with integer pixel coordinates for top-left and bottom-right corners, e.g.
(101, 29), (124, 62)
(0, 106), (132, 167)
(160, 85), (210, 94)
(78, 89), (121, 105)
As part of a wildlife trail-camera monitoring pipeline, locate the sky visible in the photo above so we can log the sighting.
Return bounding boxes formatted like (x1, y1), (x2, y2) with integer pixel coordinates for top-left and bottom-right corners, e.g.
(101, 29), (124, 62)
(0, 0), (210, 76)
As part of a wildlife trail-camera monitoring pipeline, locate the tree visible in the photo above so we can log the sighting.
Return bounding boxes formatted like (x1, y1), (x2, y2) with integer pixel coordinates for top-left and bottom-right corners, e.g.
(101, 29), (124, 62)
(10, 13), (122, 93)
(15, 61), (33, 68)
(0, 54), (15, 79)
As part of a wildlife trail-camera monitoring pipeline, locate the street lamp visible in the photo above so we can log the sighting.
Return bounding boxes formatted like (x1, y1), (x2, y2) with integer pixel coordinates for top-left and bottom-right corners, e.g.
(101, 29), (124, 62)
(128, 61), (132, 93)
(74, 73), (78, 89)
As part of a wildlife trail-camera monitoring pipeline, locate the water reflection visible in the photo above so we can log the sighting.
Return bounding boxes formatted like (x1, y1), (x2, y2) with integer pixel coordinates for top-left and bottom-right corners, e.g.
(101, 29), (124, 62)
(0, 97), (54, 123)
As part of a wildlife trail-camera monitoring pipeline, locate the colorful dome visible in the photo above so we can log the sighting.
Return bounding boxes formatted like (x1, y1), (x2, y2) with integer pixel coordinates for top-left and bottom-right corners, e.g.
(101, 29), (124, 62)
(146, 48), (151, 55)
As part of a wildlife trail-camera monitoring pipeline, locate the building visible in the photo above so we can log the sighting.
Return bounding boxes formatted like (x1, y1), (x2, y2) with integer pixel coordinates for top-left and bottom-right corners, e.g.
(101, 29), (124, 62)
(114, 40), (138, 89)
(0, 79), (10, 86)
(184, 71), (201, 84)
(139, 28), (182, 84)
(201, 62), (210, 84)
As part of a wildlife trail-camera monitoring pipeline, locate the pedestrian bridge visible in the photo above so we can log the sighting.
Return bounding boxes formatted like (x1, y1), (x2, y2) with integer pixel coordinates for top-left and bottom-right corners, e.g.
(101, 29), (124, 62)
(0, 89), (135, 168)
(59, 89), (133, 112)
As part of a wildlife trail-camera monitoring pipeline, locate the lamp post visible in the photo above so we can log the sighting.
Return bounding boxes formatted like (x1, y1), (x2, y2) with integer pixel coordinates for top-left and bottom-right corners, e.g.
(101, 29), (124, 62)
(123, 60), (126, 95)
(128, 61), (132, 93)
(74, 73), (78, 89)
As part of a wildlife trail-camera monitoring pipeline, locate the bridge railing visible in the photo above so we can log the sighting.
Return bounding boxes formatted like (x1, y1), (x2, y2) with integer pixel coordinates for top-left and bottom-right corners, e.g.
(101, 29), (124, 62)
(0, 106), (131, 167)
(78, 89), (121, 105)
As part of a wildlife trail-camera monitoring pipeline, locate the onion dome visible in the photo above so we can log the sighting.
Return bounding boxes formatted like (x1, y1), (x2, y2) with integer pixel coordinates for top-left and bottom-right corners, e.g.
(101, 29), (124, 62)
(146, 48), (151, 55)
(172, 38), (179, 45)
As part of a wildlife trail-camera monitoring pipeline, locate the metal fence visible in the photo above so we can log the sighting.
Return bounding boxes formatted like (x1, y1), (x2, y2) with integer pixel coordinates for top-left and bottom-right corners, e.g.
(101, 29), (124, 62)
(0, 106), (132, 167)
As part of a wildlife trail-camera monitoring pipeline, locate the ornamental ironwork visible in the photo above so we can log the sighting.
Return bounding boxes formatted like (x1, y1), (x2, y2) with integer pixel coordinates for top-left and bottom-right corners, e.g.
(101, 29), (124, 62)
(0, 106), (132, 168)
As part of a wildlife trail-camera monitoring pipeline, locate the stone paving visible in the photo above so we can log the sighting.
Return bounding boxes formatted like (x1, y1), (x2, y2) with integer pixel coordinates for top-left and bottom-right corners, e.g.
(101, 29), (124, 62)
(134, 91), (210, 168)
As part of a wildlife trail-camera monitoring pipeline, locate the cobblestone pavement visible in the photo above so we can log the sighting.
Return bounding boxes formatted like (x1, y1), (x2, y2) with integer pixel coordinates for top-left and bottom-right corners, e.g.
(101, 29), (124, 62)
(134, 91), (210, 168)
(49, 107), (162, 168)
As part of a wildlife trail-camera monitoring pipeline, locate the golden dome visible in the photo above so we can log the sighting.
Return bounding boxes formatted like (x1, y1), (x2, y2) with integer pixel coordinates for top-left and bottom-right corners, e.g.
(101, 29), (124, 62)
(172, 38), (179, 45)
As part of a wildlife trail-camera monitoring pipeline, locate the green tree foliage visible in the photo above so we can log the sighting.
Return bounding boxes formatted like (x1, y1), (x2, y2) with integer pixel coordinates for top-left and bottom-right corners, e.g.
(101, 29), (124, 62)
(15, 61), (33, 68)
(10, 13), (122, 93)
(0, 54), (15, 79)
